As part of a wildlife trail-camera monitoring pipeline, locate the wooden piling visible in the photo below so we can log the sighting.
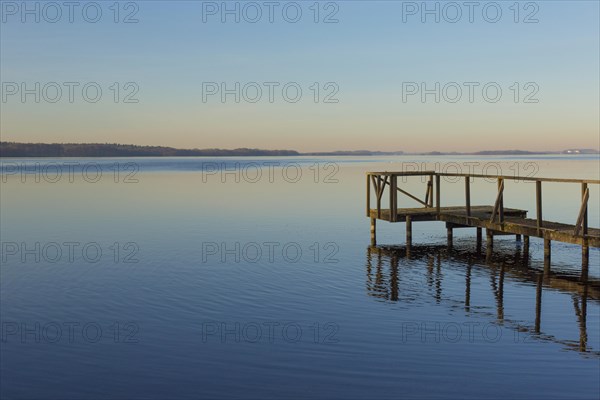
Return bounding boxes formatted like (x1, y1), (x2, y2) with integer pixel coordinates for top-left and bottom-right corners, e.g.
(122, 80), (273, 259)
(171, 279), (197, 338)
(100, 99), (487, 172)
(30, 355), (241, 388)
(370, 218), (376, 246)
(486, 230), (493, 261)
(544, 239), (551, 274)
(582, 244), (589, 276)
(523, 236), (530, 256)
(406, 215), (412, 245)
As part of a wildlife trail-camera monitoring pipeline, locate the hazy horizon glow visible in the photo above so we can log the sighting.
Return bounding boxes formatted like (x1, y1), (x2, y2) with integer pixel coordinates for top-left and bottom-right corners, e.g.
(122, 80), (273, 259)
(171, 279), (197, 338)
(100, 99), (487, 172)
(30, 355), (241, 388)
(1, 1), (599, 152)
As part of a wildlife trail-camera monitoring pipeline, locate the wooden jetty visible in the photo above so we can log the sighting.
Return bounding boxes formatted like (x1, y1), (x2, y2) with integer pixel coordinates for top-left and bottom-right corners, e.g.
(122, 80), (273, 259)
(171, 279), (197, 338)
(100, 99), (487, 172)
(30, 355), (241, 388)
(366, 171), (599, 266)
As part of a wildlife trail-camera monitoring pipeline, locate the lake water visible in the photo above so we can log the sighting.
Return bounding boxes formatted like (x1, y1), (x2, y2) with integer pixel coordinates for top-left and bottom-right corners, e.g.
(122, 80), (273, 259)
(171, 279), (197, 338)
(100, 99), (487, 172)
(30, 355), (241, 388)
(1, 155), (599, 399)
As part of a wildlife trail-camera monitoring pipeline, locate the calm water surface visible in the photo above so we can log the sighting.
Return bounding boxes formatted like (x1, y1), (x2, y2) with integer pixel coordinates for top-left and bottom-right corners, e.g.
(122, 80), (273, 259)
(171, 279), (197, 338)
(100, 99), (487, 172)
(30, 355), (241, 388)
(1, 156), (599, 399)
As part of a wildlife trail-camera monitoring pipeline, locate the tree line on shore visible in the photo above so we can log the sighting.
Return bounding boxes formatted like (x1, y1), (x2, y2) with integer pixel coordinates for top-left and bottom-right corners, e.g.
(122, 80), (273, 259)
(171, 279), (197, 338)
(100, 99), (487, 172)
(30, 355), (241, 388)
(0, 142), (300, 157)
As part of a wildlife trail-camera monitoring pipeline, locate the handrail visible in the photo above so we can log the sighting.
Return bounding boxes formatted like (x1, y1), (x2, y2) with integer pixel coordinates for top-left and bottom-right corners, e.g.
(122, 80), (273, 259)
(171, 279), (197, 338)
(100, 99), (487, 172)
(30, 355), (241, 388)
(366, 171), (600, 185)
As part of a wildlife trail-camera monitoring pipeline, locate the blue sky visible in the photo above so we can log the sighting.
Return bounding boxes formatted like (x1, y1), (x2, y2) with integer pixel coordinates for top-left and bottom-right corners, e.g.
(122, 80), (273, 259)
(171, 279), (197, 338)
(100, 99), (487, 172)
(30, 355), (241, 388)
(1, 0), (599, 152)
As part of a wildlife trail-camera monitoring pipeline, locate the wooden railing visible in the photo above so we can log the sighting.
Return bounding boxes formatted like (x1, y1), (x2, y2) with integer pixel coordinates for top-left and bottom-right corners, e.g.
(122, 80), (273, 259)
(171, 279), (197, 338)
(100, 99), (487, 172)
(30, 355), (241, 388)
(366, 171), (598, 237)
(366, 171), (435, 222)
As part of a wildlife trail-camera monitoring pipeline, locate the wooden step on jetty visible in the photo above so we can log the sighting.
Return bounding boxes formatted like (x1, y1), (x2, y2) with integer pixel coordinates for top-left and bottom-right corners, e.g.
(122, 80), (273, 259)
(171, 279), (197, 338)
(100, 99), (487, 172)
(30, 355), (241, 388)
(366, 171), (599, 266)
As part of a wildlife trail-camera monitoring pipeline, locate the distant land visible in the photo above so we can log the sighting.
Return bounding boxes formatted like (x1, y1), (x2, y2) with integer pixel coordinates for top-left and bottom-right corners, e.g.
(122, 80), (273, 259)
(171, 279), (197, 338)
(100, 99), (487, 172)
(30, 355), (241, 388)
(0, 142), (598, 157)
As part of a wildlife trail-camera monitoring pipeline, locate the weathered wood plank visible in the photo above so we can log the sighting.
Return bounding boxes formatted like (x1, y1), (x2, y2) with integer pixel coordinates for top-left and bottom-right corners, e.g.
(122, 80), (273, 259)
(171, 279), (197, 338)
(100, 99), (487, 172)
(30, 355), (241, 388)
(397, 187), (428, 207)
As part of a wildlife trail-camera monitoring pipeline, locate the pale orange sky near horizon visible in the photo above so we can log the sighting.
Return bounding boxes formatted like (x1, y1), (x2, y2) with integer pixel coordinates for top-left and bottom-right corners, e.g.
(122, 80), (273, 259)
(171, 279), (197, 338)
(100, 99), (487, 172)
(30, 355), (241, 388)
(2, 101), (598, 152)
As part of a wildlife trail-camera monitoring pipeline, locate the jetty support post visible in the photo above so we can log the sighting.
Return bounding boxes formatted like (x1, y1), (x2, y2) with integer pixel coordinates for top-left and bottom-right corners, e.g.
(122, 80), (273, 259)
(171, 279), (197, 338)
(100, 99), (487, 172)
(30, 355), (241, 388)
(582, 244), (589, 282)
(522, 235), (530, 267)
(582, 243), (589, 270)
(370, 218), (376, 246)
(371, 218), (377, 246)
(406, 215), (412, 246)
(544, 238), (551, 274)
(485, 230), (493, 261)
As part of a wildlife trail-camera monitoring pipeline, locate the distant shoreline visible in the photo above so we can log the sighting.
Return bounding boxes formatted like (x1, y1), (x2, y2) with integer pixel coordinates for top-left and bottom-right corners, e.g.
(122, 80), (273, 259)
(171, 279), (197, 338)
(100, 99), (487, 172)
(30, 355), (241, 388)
(1, 142), (598, 157)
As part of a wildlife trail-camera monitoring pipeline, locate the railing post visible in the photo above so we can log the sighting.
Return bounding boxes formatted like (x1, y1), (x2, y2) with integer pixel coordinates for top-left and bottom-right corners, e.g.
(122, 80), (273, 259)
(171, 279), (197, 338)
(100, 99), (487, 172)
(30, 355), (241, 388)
(376, 176), (382, 219)
(536, 180), (543, 232)
(465, 177), (471, 218)
(582, 182), (589, 267)
(389, 174), (397, 222)
(582, 183), (588, 236)
(424, 176), (432, 207)
(428, 175), (434, 207)
(498, 177), (504, 223)
(575, 184), (589, 236)
(366, 174), (371, 217)
(435, 174), (441, 215)
(490, 178), (504, 224)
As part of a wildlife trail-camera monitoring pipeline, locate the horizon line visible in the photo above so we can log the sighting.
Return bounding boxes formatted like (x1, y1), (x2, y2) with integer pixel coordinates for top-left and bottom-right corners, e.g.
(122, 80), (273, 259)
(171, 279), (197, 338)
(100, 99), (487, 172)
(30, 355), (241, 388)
(1, 141), (599, 156)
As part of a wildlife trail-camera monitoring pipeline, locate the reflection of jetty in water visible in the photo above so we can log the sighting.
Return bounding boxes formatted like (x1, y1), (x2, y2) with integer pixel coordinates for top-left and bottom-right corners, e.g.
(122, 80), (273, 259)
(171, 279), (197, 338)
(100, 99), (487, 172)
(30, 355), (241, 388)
(366, 244), (599, 355)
